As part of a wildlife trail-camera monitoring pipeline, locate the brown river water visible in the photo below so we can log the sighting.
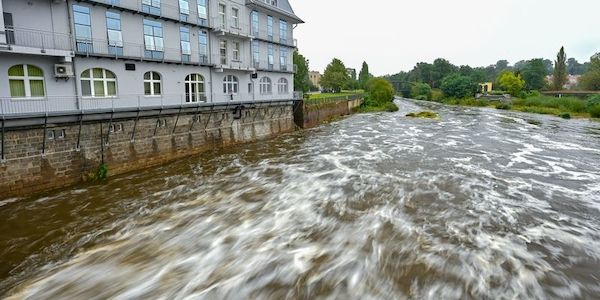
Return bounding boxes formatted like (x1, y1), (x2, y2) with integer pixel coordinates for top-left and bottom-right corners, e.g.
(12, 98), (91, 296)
(1, 99), (600, 299)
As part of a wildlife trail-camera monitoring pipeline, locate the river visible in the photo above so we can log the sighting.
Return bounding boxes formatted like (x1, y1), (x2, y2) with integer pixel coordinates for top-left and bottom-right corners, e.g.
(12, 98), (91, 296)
(1, 99), (599, 299)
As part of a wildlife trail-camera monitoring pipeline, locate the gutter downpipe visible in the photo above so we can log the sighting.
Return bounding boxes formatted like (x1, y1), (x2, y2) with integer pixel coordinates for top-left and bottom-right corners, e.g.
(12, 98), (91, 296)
(66, 0), (81, 111)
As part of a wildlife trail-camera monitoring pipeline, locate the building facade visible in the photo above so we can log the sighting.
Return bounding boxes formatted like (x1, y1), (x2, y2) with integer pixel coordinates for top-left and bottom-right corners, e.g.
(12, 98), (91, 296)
(0, 0), (303, 116)
(308, 70), (320, 89)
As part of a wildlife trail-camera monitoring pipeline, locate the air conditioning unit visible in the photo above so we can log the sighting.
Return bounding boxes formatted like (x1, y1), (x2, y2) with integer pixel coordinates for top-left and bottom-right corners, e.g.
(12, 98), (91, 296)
(54, 64), (74, 78)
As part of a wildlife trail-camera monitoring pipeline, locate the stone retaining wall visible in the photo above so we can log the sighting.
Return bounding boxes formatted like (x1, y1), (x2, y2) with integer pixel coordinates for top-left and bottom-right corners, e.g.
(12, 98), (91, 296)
(0, 104), (294, 199)
(293, 98), (363, 129)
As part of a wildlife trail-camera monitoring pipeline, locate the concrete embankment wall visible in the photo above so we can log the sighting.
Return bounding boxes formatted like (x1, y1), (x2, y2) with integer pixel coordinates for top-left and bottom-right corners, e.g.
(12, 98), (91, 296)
(293, 98), (362, 129)
(0, 103), (294, 199)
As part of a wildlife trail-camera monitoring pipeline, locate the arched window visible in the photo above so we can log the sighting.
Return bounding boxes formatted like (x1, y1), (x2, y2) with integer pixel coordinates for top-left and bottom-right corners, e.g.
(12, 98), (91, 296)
(259, 77), (272, 95)
(185, 73), (205, 103)
(223, 75), (238, 95)
(8, 64), (45, 98)
(144, 71), (161, 96)
(81, 68), (117, 97)
(277, 78), (288, 94)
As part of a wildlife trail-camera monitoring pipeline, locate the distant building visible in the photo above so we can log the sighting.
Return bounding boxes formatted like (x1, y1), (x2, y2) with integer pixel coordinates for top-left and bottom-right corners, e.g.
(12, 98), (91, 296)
(545, 74), (580, 90)
(346, 68), (357, 81)
(479, 82), (493, 94)
(592, 53), (600, 60)
(309, 71), (321, 89)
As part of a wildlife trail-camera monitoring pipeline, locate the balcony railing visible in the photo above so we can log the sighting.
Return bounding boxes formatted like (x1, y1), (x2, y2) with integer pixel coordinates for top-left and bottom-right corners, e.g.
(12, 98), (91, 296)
(4, 27), (73, 52)
(83, 0), (210, 28)
(75, 38), (211, 65)
(213, 54), (254, 71)
(251, 27), (295, 47)
(0, 94), (210, 116)
(211, 17), (252, 38)
(253, 60), (295, 73)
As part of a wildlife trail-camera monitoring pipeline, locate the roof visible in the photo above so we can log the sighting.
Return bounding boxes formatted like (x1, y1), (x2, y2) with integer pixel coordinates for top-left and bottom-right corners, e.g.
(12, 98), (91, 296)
(246, 0), (304, 24)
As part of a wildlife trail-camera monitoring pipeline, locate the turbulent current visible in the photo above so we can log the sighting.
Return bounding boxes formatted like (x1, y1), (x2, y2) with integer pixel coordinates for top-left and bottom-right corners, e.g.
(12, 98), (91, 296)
(1, 99), (600, 299)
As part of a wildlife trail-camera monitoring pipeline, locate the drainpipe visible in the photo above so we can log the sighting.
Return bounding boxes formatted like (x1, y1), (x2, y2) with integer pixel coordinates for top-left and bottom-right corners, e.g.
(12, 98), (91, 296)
(66, 0), (81, 111)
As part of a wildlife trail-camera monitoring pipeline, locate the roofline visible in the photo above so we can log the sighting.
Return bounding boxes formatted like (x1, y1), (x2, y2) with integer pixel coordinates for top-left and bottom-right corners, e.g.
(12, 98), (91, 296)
(245, 0), (305, 24)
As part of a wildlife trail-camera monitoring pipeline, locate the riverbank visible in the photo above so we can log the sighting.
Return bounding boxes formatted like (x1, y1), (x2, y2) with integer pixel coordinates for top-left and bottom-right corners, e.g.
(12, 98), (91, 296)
(428, 95), (599, 120)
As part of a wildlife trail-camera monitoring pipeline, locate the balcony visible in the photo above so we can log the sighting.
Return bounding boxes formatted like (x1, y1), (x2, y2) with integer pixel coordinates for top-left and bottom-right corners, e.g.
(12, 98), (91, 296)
(1, 27), (73, 57)
(75, 38), (212, 66)
(0, 94), (209, 117)
(253, 60), (295, 73)
(79, 0), (211, 28)
(250, 28), (296, 48)
(211, 17), (254, 39)
(213, 54), (254, 72)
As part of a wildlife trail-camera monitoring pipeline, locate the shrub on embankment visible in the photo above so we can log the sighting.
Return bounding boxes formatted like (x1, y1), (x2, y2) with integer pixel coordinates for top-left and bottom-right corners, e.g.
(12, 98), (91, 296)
(358, 78), (399, 113)
(587, 95), (600, 118)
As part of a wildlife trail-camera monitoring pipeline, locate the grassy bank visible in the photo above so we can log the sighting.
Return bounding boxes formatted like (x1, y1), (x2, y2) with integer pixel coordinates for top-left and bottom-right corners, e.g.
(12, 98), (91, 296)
(307, 90), (364, 101)
(434, 96), (596, 119)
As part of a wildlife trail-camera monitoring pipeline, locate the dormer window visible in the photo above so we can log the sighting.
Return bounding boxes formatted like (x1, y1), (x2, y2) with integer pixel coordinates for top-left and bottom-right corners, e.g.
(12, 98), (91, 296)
(261, 0), (277, 7)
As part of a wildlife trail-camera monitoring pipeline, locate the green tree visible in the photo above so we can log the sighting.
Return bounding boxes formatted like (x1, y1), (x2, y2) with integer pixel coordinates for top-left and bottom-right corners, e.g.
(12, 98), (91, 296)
(521, 59), (548, 90)
(567, 58), (586, 75)
(431, 58), (458, 88)
(321, 58), (350, 93)
(358, 61), (370, 89)
(293, 50), (310, 92)
(367, 78), (395, 103)
(411, 82), (432, 100)
(553, 47), (568, 90)
(579, 57), (600, 90)
(440, 74), (477, 98)
(498, 71), (525, 97)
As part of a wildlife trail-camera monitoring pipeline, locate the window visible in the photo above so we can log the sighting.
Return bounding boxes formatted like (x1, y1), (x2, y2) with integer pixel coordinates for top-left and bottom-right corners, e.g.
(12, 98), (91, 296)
(144, 71), (161, 96)
(223, 75), (238, 95)
(252, 40), (259, 67)
(267, 16), (273, 41)
(277, 78), (288, 94)
(185, 74), (205, 103)
(180, 27), (191, 62)
(106, 12), (123, 56)
(179, 0), (189, 21)
(8, 65), (45, 98)
(197, 0), (207, 25)
(73, 5), (92, 53)
(279, 20), (288, 44)
(231, 8), (239, 28)
(267, 44), (274, 70)
(259, 77), (272, 95)
(142, 0), (161, 15)
(199, 30), (208, 63)
(251, 11), (259, 35)
(218, 4), (226, 28)
(280, 47), (288, 71)
(248, 83), (253, 94)
(220, 40), (227, 65)
(232, 42), (240, 61)
(144, 19), (164, 59)
(80, 68), (117, 97)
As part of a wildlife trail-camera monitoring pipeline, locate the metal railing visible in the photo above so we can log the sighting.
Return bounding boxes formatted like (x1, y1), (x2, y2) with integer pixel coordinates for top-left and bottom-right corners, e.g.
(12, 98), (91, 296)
(75, 38), (211, 65)
(4, 27), (73, 51)
(213, 54), (254, 71)
(0, 94), (210, 116)
(253, 60), (295, 73)
(211, 17), (252, 37)
(251, 27), (295, 47)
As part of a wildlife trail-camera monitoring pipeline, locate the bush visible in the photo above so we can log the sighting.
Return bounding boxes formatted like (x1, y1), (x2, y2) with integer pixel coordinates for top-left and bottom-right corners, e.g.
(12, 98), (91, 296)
(586, 95), (600, 108)
(383, 102), (399, 112)
(518, 90), (541, 99)
(512, 96), (587, 113)
(498, 71), (525, 97)
(411, 82), (432, 100)
(589, 104), (600, 118)
(441, 74), (478, 99)
(367, 78), (395, 103)
(431, 89), (444, 101)
(495, 103), (512, 110)
(558, 112), (571, 119)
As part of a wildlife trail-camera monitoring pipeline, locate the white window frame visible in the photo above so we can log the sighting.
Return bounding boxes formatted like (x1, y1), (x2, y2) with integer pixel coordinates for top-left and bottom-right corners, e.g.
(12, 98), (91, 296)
(179, 0), (190, 16)
(8, 64), (45, 99)
(231, 7), (239, 28)
(218, 3), (227, 28)
(185, 73), (205, 103)
(144, 71), (162, 96)
(259, 77), (272, 95)
(81, 68), (117, 98)
(220, 40), (228, 65)
(223, 75), (239, 95)
(277, 78), (288, 94)
(232, 42), (240, 61)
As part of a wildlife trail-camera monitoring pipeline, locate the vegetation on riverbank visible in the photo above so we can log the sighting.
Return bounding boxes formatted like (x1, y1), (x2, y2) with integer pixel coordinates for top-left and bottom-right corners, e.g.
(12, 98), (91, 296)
(406, 111), (439, 119)
(356, 78), (399, 113)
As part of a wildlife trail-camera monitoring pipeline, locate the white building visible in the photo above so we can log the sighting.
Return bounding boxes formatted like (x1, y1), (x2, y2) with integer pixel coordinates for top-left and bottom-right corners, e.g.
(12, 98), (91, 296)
(0, 0), (303, 116)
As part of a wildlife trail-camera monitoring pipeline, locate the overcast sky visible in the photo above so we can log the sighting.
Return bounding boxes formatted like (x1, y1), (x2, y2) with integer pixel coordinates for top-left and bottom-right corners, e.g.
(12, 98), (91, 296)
(292, 0), (600, 76)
